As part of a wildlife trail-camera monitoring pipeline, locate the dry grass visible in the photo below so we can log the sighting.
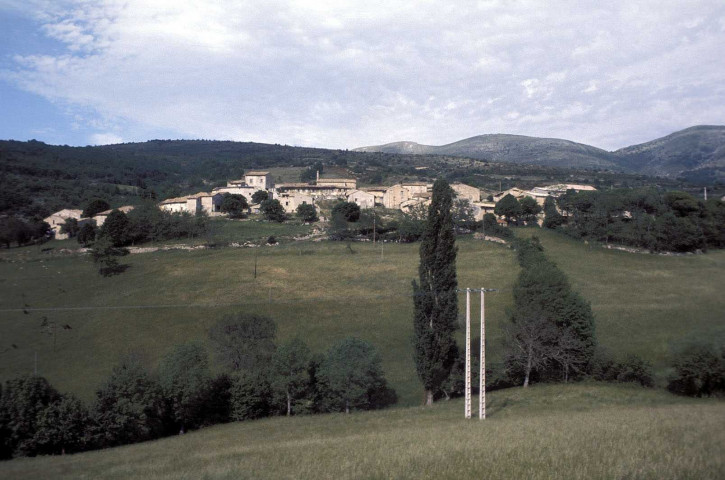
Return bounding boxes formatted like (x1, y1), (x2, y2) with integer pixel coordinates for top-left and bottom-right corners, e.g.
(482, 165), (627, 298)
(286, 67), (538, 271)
(1, 383), (722, 480)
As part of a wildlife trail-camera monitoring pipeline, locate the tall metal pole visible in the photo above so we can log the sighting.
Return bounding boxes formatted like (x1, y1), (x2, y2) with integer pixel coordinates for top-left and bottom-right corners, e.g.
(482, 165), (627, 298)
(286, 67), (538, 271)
(479, 290), (486, 419)
(465, 288), (471, 419)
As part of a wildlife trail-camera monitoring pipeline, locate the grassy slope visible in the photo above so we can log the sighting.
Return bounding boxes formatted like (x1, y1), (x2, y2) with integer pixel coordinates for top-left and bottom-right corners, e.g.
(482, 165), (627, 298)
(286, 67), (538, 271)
(1, 383), (723, 480)
(1, 225), (724, 406)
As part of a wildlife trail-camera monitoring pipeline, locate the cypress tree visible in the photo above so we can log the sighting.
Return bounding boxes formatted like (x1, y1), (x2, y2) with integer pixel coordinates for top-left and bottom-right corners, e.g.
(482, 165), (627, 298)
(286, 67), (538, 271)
(412, 180), (459, 406)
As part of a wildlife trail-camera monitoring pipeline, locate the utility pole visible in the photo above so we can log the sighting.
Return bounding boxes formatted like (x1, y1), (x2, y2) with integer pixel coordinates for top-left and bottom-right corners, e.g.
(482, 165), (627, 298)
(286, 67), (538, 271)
(460, 287), (496, 420)
(704, 187), (708, 201)
(373, 210), (376, 244)
(465, 289), (471, 419)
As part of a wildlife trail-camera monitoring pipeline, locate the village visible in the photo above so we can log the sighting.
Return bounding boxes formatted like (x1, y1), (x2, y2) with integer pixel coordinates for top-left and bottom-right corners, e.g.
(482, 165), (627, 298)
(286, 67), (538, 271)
(42, 170), (597, 239)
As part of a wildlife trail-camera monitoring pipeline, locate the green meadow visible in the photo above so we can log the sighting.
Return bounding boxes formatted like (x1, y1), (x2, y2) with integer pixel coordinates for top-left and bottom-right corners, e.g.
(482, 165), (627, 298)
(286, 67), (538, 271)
(1, 223), (724, 406)
(1, 383), (723, 479)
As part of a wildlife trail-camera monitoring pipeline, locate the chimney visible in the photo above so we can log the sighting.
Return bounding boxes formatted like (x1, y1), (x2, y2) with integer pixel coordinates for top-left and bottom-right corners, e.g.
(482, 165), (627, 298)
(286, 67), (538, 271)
(316, 170), (319, 182)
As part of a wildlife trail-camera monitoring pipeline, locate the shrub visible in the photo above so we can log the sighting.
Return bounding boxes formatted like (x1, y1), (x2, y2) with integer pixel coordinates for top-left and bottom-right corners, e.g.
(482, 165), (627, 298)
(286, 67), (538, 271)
(667, 343), (725, 397)
(261, 199), (286, 222)
(331, 201), (361, 222)
(616, 355), (654, 387)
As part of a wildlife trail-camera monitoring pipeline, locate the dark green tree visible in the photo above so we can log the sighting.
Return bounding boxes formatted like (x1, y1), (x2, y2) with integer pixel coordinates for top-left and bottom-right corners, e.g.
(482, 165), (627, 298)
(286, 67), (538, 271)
(332, 201), (361, 222)
(230, 371), (272, 420)
(296, 202), (318, 222)
(271, 337), (311, 416)
(220, 193), (249, 218)
(32, 394), (91, 455)
(542, 196), (565, 229)
(494, 194), (522, 225)
(82, 199), (110, 218)
(209, 313), (277, 372)
(158, 342), (212, 433)
(99, 209), (130, 246)
(77, 222), (97, 246)
(519, 196), (542, 224)
(91, 354), (164, 448)
(60, 218), (80, 238)
(412, 179), (459, 406)
(260, 199), (286, 222)
(318, 337), (394, 413)
(90, 236), (129, 276)
(667, 343), (725, 397)
(0, 375), (60, 458)
(251, 190), (269, 204)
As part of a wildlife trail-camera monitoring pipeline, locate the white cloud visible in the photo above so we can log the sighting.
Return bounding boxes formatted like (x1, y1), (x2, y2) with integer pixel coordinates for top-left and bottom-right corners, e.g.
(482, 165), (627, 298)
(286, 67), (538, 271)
(2, 0), (725, 150)
(89, 132), (123, 145)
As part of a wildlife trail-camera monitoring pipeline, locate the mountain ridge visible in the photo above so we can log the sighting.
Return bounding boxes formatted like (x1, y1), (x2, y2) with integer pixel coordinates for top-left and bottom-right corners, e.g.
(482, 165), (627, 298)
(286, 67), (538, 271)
(355, 125), (725, 181)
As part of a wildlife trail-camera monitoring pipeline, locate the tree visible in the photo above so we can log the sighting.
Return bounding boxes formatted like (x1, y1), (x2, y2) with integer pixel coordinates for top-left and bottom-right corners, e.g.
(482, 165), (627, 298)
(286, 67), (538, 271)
(0, 375), (60, 457)
(260, 199), (286, 222)
(519, 196), (542, 224)
(271, 337), (311, 416)
(318, 337), (394, 413)
(32, 394), (91, 455)
(251, 190), (269, 204)
(90, 236), (129, 276)
(77, 222), (97, 246)
(504, 240), (596, 386)
(296, 202), (318, 222)
(542, 196), (565, 229)
(220, 193), (248, 218)
(91, 354), (164, 448)
(230, 371), (272, 420)
(209, 313), (277, 372)
(667, 343), (725, 397)
(331, 201), (361, 222)
(158, 342), (212, 432)
(452, 199), (476, 232)
(60, 218), (80, 238)
(82, 199), (110, 218)
(494, 194), (522, 225)
(412, 179), (459, 406)
(99, 209), (130, 247)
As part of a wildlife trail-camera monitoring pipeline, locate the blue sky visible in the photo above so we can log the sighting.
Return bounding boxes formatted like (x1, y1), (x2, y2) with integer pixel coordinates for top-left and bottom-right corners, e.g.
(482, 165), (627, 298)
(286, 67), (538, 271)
(1, 0), (723, 150)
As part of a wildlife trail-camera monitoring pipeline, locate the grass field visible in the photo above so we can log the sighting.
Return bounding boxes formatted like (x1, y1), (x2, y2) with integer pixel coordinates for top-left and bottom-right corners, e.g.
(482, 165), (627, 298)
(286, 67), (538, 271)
(1, 226), (724, 406)
(1, 383), (723, 479)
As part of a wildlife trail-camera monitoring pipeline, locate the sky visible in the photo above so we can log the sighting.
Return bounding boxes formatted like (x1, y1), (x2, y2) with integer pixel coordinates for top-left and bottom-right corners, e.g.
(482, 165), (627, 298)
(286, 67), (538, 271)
(0, 1), (723, 150)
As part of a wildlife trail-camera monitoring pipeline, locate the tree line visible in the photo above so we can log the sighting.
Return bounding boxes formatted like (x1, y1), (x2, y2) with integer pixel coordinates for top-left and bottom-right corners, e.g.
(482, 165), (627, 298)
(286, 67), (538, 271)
(0, 313), (395, 460)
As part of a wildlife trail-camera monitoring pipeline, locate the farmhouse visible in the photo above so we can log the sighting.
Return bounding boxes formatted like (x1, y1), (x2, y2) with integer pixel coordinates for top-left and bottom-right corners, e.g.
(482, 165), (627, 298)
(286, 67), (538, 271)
(274, 182), (352, 200)
(244, 171), (275, 190)
(43, 209), (83, 239)
(277, 192), (315, 213)
(347, 190), (376, 209)
(159, 192), (223, 215)
(451, 183), (481, 203)
(317, 177), (357, 189)
(382, 182), (432, 209)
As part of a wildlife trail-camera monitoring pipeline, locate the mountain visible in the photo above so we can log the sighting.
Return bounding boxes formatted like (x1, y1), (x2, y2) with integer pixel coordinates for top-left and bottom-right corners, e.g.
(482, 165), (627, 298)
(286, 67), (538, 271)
(355, 126), (725, 181)
(612, 125), (725, 182)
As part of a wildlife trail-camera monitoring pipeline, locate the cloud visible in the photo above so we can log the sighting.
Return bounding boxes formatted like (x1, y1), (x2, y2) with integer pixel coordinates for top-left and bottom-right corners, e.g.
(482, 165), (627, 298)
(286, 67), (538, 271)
(89, 132), (123, 145)
(2, 0), (725, 150)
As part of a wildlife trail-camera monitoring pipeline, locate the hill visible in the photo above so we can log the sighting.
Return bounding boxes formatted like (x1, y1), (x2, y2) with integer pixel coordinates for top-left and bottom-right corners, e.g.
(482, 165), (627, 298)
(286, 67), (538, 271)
(1, 383), (722, 479)
(357, 134), (617, 170)
(613, 125), (725, 183)
(355, 125), (725, 181)
(0, 137), (694, 221)
(1, 228), (724, 406)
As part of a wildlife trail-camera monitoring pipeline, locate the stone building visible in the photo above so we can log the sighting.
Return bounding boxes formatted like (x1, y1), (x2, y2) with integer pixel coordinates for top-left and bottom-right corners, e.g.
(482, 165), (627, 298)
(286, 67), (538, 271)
(347, 190), (376, 209)
(43, 209), (83, 240)
(93, 205), (135, 227)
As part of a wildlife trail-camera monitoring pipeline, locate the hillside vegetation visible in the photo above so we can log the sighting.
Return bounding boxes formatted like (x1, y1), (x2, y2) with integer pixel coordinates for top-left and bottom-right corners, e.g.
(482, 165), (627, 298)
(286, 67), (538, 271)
(1, 383), (722, 479)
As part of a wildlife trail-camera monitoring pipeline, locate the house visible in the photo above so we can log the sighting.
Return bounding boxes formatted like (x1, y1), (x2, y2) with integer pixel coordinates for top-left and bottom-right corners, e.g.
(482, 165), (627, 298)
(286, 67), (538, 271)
(43, 209), (83, 239)
(471, 201), (497, 221)
(212, 185), (257, 199)
(347, 190), (375, 209)
(159, 196), (193, 214)
(277, 192), (314, 213)
(188, 192), (223, 215)
(317, 177), (357, 189)
(382, 182), (432, 209)
(274, 182), (351, 200)
(244, 171), (274, 190)
(451, 183), (481, 203)
(93, 205), (135, 227)
(361, 187), (387, 206)
(400, 193), (432, 214)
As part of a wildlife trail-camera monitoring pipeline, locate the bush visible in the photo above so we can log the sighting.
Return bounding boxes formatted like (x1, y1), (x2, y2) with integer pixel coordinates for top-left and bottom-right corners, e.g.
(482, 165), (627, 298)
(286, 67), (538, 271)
(667, 343), (725, 397)
(230, 371), (272, 420)
(615, 355), (654, 387)
(331, 201), (361, 222)
(261, 199), (286, 222)
(296, 203), (318, 222)
(82, 199), (110, 218)
(220, 193), (249, 218)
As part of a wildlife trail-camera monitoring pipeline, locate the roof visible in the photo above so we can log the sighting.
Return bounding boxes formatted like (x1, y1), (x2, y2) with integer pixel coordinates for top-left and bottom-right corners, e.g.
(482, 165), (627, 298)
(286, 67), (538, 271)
(245, 171), (270, 176)
(94, 205), (135, 216)
(276, 183), (350, 189)
(45, 209), (83, 219)
(401, 181), (429, 186)
(317, 178), (356, 183)
(160, 196), (191, 205)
